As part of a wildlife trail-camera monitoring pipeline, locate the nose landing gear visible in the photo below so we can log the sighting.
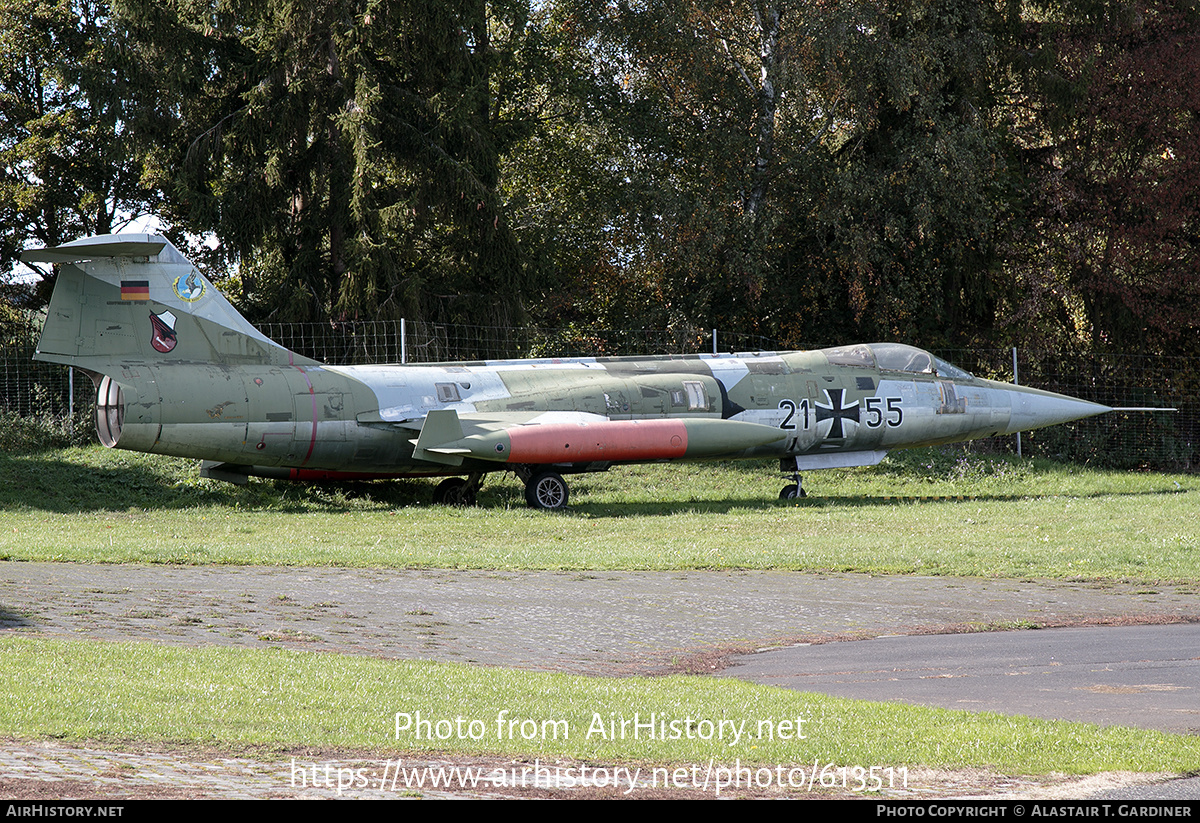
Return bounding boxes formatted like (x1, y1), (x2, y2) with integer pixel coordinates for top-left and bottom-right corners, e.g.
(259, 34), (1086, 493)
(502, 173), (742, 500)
(779, 457), (807, 500)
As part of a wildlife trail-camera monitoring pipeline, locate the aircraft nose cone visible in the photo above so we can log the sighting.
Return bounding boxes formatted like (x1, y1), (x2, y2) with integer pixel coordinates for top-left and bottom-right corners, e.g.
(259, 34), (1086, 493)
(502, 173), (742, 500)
(1004, 388), (1111, 434)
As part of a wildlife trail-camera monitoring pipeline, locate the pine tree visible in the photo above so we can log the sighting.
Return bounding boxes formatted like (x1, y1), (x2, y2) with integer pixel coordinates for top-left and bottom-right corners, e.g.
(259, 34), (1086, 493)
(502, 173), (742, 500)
(122, 0), (542, 323)
(1, 0), (158, 298)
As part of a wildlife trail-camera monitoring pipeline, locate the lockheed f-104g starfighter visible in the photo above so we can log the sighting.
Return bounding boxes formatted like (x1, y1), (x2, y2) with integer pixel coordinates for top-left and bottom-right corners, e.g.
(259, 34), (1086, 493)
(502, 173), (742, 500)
(26, 234), (1132, 509)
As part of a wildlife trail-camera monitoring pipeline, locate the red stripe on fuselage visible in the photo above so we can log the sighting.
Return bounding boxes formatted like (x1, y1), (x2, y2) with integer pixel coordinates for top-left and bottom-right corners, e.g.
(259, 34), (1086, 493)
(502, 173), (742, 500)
(293, 366), (318, 465)
(506, 419), (689, 463)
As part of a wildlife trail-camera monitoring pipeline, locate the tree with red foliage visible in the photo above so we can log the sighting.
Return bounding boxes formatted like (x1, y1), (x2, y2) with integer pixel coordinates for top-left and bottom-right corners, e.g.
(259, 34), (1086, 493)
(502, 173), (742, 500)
(1008, 1), (1200, 354)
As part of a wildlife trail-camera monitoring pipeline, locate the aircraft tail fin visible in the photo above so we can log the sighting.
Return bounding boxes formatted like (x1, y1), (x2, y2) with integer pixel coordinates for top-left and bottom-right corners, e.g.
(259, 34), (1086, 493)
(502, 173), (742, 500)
(24, 234), (315, 370)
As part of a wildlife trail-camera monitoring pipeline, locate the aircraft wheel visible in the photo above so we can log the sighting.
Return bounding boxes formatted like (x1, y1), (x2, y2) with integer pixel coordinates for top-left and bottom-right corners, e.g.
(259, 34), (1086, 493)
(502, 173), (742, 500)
(525, 472), (569, 510)
(433, 477), (476, 506)
(779, 484), (806, 500)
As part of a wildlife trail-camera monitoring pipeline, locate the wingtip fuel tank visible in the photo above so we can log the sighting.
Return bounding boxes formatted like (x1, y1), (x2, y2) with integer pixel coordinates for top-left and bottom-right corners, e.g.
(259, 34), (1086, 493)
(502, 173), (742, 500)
(424, 416), (787, 465)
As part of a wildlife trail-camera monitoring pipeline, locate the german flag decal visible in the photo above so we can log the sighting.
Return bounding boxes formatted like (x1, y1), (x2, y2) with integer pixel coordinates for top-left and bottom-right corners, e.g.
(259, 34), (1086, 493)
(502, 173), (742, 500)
(121, 280), (150, 301)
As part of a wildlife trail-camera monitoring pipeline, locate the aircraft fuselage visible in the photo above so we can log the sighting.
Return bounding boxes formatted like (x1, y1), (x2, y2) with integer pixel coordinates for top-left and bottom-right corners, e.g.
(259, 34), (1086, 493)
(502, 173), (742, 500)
(98, 346), (1106, 478)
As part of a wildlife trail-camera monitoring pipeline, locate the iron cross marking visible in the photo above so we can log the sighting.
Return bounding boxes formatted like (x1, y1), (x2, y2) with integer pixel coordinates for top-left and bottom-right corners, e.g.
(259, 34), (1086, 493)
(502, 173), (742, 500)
(816, 388), (860, 439)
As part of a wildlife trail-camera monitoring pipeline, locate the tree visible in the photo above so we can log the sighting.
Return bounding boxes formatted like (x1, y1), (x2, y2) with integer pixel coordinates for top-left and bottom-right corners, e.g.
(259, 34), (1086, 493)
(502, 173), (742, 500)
(803, 0), (1018, 346)
(519, 0), (843, 334)
(0, 0), (158, 297)
(1005, 0), (1200, 354)
(120, 0), (547, 324)
(520, 0), (1021, 349)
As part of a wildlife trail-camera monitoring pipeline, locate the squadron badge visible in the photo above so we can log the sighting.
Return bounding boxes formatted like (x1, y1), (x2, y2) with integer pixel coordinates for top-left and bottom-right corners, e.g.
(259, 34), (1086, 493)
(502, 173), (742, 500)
(150, 310), (178, 353)
(173, 269), (206, 302)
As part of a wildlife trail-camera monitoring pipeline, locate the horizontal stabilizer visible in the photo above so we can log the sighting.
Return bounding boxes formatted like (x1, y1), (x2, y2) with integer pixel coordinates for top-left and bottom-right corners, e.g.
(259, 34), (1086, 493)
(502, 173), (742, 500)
(21, 235), (166, 264)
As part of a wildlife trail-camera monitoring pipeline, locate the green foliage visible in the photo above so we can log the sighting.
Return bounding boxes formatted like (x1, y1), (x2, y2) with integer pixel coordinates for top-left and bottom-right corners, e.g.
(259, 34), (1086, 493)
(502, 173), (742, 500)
(808, 0), (1017, 346)
(514, 0), (1023, 348)
(117, 0), (546, 324)
(3, 446), (1197, 583)
(0, 295), (28, 340)
(3, 0), (1196, 367)
(0, 309), (93, 451)
(0, 0), (158, 296)
(0, 409), (78, 452)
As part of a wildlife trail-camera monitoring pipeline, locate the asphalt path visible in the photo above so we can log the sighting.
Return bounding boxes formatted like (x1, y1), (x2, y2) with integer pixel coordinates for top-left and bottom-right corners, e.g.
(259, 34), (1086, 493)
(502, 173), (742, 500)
(4, 562), (1199, 710)
(3, 562), (1199, 798)
(719, 623), (1200, 734)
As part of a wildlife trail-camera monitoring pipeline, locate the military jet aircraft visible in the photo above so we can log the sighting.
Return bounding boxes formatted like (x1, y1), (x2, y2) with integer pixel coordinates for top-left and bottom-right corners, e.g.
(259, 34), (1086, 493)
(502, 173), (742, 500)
(25, 234), (1128, 509)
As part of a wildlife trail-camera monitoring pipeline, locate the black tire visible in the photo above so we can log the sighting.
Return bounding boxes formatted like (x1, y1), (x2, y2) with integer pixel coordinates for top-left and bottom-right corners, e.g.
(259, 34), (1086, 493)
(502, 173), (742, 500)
(525, 471), (569, 510)
(433, 477), (476, 506)
(779, 484), (806, 500)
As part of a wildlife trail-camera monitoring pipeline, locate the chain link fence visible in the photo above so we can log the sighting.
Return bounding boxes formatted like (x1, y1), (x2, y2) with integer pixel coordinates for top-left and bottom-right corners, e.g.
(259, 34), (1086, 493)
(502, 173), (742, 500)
(4, 318), (1194, 470)
(257, 319), (783, 364)
(933, 348), (1195, 470)
(2, 316), (76, 425)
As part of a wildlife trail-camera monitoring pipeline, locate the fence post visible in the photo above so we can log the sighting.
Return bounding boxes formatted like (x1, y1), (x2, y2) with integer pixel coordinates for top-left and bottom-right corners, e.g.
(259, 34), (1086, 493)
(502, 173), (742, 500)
(712, 328), (718, 356)
(68, 367), (74, 438)
(400, 318), (407, 364)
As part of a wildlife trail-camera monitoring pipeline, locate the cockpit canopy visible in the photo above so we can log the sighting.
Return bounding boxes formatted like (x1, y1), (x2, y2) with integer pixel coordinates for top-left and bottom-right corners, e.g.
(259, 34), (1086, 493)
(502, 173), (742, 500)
(820, 343), (973, 380)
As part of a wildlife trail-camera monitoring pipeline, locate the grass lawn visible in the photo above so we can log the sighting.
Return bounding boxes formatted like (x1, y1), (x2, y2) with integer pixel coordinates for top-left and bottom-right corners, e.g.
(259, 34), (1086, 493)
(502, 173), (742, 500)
(1, 445), (1196, 582)
(3, 636), (1197, 777)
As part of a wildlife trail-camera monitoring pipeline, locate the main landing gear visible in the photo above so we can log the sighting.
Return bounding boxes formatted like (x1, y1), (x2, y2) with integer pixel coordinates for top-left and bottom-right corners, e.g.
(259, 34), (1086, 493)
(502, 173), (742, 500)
(433, 469), (571, 510)
(779, 457), (807, 500)
(513, 465), (570, 511)
(432, 472), (484, 506)
(524, 471), (569, 510)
